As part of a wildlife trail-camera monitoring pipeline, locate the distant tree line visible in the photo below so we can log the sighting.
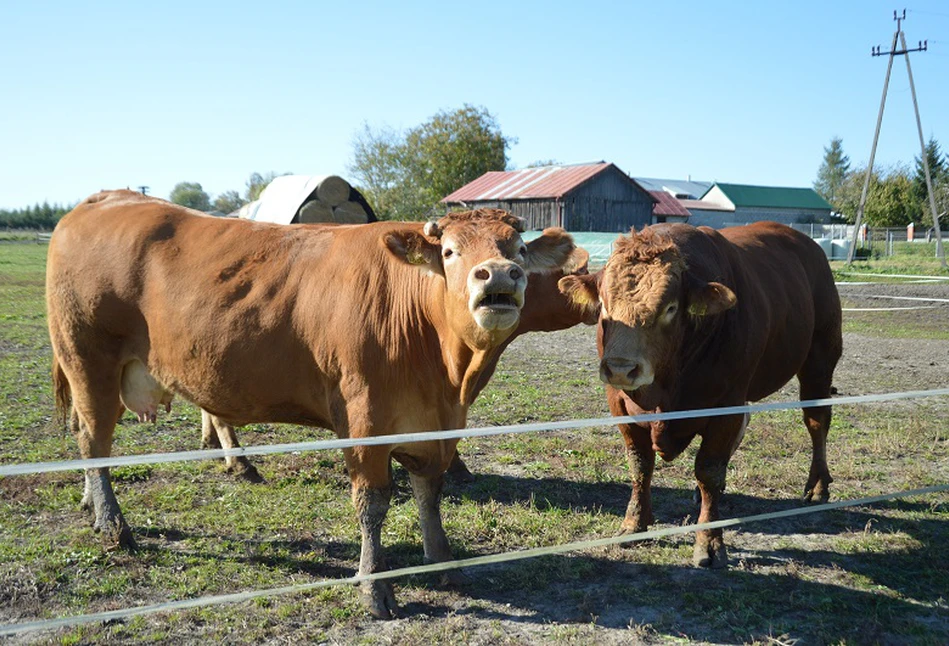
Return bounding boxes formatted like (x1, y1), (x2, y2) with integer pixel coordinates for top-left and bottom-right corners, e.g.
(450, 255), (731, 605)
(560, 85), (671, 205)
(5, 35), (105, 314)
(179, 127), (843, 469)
(815, 136), (949, 229)
(0, 201), (74, 229)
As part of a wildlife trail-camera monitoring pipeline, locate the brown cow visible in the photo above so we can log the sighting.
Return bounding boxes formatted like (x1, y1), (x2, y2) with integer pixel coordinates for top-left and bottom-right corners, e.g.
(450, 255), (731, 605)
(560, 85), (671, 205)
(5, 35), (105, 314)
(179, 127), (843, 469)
(47, 190), (575, 618)
(199, 246), (597, 483)
(560, 222), (841, 568)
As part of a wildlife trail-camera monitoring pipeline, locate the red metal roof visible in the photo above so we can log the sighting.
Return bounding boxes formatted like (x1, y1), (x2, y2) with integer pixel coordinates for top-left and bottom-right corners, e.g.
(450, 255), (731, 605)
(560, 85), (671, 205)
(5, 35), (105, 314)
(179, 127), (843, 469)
(442, 162), (615, 203)
(649, 191), (691, 217)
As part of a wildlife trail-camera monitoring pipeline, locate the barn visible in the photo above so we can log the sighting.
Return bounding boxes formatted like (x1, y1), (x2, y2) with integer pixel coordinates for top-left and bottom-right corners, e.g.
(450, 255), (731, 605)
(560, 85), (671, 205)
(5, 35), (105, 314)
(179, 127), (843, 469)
(441, 162), (655, 232)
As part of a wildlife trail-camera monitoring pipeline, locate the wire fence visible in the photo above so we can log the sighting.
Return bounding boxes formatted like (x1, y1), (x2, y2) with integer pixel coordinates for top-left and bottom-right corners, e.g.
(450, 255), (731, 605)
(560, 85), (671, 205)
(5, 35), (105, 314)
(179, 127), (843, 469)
(3, 271), (948, 636)
(1, 387), (948, 635)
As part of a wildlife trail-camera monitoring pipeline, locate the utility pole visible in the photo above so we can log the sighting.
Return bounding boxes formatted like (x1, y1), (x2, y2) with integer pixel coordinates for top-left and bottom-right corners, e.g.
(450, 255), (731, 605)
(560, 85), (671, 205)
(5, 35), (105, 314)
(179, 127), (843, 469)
(137, 186), (150, 196)
(846, 10), (946, 268)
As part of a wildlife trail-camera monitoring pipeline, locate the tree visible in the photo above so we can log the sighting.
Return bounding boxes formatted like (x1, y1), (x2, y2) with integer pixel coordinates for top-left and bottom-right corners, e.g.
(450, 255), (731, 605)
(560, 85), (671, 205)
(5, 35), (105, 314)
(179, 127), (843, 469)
(169, 182), (211, 211)
(814, 137), (851, 213)
(213, 190), (246, 214)
(244, 171), (290, 202)
(912, 137), (949, 228)
(348, 123), (412, 219)
(348, 104), (515, 220)
(837, 165), (918, 227)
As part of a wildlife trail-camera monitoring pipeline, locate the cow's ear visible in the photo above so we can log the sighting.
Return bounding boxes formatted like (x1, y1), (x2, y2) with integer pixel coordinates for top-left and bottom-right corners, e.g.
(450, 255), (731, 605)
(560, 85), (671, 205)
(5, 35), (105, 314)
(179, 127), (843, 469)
(686, 281), (736, 317)
(524, 227), (575, 271)
(383, 230), (443, 274)
(563, 247), (590, 275)
(559, 272), (601, 322)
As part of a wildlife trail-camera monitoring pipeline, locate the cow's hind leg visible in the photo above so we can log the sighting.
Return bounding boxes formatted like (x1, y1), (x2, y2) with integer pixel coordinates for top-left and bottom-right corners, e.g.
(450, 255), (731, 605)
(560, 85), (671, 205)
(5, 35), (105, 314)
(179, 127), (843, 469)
(346, 445), (398, 619)
(797, 323), (840, 503)
(71, 378), (135, 550)
(798, 372), (835, 503)
(200, 411), (263, 483)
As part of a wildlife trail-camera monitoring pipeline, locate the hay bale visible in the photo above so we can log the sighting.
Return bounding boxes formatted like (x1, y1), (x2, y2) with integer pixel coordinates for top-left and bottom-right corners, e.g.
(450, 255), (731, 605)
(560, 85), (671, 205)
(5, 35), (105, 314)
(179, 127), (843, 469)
(315, 175), (351, 207)
(297, 200), (334, 223)
(333, 201), (370, 224)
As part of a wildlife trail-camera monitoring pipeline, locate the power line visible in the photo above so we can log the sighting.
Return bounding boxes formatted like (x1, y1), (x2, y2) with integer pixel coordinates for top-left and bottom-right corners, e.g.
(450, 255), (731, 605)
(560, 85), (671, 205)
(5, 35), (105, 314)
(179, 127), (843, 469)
(847, 9), (947, 268)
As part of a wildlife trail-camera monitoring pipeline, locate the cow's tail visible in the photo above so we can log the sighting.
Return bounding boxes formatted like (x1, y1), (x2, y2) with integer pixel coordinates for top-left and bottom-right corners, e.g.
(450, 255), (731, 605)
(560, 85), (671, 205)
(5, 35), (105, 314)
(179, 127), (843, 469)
(52, 355), (71, 428)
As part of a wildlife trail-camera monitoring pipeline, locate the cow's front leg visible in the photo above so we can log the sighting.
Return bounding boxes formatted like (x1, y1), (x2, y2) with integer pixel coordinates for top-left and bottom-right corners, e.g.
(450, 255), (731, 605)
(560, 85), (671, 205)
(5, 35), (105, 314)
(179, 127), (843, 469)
(408, 472), (464, 585)
(692, 415), (743, 569)
(346, 446), (398, 619)
(619, 421), (655, 535)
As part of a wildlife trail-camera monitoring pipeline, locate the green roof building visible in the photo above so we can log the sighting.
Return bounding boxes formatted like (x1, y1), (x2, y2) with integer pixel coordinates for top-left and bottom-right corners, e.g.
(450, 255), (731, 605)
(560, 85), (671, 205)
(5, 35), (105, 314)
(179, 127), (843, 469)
(687, 182), (833, 228)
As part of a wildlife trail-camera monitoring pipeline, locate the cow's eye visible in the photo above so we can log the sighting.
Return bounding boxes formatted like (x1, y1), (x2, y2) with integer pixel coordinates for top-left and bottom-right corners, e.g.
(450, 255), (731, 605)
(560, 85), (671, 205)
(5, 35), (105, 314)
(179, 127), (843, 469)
(443, 248), (454, 259)
(518, 245), (527, 257)
(663, 303), (679, 320)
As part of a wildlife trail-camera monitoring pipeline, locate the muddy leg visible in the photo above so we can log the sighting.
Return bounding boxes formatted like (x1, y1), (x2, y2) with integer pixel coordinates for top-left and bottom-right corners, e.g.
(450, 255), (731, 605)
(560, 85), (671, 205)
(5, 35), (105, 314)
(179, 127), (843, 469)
(619, 422), (656, 535)
(73, 393), (135, 549)
(346, 446), (398, 619)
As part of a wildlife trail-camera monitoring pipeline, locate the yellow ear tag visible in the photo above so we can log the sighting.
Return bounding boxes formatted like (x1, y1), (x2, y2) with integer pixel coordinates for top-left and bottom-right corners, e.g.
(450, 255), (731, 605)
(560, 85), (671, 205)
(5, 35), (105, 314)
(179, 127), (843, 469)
(406, 249), (428, 265)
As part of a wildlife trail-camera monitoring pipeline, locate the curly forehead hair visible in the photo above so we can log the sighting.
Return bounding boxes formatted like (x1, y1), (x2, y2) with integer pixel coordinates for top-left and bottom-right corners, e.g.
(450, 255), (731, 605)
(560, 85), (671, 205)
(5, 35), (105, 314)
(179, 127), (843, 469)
(438, 208), (525, 232)
(606, 228), (687, 324)
(613, 227), (682, 264)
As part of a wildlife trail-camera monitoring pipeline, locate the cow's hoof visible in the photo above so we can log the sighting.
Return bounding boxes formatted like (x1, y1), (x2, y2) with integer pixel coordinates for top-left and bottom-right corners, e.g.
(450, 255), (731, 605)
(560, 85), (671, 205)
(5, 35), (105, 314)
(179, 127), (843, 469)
(438, 567), (468, 587)
(616, 513), (652, 544)
(229, 461), (265, 484)
(361, 580), (399, 620)
(802, 485), (831, 504)
(445, 459), (475, 484)
(693, 540), (727, 569)
(96, 517), (137, 551)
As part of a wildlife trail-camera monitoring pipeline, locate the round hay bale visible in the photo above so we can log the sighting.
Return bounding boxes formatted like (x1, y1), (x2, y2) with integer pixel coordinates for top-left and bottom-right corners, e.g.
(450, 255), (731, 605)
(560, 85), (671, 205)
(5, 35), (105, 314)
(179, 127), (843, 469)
(315, 175), (352, 207)
(297, 200), (334, 223)
(333, 201), (370, 224)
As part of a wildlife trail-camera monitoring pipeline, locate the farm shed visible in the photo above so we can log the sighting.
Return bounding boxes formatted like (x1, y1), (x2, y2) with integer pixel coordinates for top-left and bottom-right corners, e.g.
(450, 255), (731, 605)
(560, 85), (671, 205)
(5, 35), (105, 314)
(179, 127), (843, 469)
(649, 190), (691, 224)
(238, 175), (376, 224)
(689, 182), (833, 228)
(441, 162), (655, 232)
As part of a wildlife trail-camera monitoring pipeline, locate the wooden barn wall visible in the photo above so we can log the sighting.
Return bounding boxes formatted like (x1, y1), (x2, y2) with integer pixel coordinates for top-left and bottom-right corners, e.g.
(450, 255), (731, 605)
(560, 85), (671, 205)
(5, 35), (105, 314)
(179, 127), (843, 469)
(444, 169), (654, 232)
(564, 169), (654, 232)
(444, 200), (561, 230)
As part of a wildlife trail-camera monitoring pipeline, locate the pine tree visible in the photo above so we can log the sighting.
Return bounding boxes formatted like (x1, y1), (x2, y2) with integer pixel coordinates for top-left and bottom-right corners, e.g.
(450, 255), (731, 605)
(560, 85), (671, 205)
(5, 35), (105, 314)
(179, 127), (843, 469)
(814, 137), (851, 213)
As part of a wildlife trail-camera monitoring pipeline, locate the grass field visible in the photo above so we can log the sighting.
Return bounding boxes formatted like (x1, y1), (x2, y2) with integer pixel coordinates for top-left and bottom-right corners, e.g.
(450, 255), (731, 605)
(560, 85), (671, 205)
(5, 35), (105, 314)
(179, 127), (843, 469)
(1, 242), (947, 644)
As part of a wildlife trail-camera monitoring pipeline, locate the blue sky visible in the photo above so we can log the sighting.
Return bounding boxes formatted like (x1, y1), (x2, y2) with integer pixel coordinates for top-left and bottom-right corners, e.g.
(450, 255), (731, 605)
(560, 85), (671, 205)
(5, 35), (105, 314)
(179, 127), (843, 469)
(2, 1), (948, 210)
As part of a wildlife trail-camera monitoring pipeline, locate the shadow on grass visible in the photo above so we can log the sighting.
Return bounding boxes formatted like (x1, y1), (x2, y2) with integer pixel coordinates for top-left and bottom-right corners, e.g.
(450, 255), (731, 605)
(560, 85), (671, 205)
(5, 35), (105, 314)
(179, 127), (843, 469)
(117, 474), (945, 643)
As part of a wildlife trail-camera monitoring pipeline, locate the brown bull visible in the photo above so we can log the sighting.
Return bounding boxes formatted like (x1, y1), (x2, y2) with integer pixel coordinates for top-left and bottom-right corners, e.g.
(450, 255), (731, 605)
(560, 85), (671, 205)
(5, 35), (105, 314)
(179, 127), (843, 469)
(47, 190), (575, 618)
(200, 246), (597, 483)
(560, 222), (842, 568)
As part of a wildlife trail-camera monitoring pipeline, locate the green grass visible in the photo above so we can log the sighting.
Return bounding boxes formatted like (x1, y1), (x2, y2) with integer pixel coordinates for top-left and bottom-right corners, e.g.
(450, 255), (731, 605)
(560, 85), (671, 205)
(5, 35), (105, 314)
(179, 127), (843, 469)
(831, 241), (949, 278)
(1, 241), (947, 644)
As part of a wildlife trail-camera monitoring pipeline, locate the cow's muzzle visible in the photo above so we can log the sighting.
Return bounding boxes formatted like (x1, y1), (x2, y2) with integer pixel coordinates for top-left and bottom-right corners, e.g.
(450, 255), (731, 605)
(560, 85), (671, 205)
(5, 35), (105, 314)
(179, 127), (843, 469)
(468, 260), (526, 330)
(599, 357), (654, 390)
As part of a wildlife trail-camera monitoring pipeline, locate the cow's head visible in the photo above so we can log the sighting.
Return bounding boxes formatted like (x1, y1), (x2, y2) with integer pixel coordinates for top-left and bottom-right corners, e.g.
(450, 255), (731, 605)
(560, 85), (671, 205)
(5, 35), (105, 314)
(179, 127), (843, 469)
(559, 227), (736, 410)
(385, 208), (575, 347)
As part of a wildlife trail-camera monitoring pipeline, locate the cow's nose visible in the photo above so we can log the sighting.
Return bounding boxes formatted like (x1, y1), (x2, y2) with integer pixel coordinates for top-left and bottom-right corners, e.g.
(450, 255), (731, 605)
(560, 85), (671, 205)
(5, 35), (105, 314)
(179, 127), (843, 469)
(600, 358), (641, 386)
(471, 261), (522, 286)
